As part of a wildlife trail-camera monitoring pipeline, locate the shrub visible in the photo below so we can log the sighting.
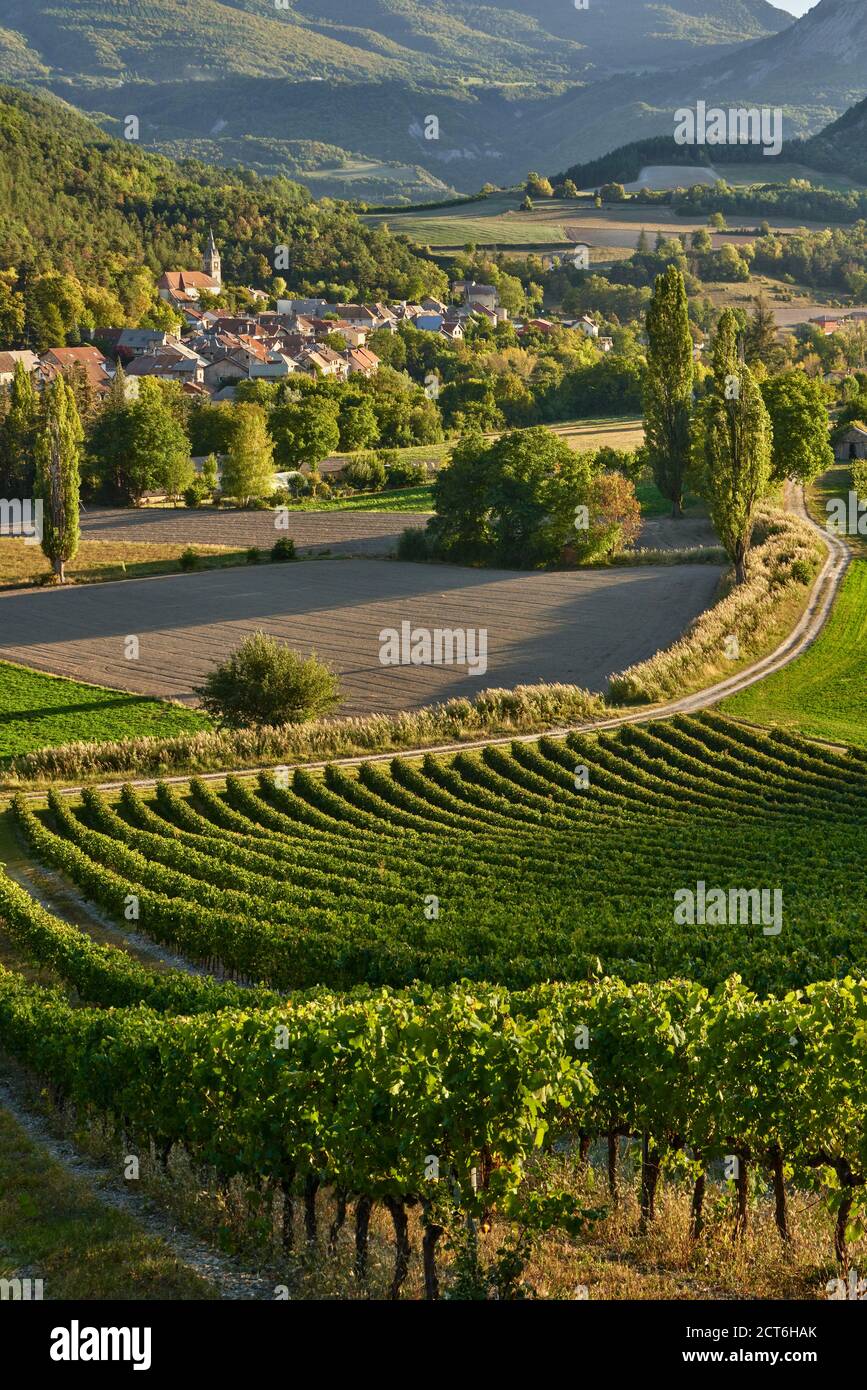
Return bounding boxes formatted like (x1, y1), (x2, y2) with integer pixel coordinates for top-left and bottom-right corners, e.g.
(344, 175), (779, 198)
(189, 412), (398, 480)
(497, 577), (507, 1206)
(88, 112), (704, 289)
(183, 480), (209, 509)
(196, 632), (342, 727)
(852, 460), (867, 504)
(342, 453), (387, 492)
(245, 546), (261, 565)
(397, 527), (431, 562)
(566, 473), (642, 565)
(307, 470), (332, 499)
(386, 459), (428, 488)
(271, 537), (297, 563)
(179, 547), (200, 572)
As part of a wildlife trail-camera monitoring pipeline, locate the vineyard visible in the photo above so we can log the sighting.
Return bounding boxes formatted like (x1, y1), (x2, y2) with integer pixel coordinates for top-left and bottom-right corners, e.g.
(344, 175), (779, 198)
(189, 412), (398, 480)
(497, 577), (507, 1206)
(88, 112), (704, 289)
(0, 712), (865, 1297)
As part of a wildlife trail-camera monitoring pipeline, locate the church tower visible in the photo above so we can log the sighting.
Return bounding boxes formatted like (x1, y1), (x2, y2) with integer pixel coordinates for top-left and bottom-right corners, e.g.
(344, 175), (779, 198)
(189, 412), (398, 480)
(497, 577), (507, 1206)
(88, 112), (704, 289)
(203, 229), (221, 287)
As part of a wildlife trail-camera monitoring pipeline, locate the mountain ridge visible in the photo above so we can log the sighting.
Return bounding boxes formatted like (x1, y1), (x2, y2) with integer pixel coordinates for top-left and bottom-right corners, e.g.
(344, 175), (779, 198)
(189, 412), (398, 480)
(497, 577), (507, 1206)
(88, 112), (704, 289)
(1, 0), (858, 202)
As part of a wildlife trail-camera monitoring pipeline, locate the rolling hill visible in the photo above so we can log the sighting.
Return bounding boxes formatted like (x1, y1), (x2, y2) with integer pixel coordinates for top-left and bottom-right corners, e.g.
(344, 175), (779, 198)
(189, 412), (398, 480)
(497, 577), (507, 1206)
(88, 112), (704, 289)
(0, 0), (796, 200)
(798, 92), (867, 185)
(0, 84), (446, 305)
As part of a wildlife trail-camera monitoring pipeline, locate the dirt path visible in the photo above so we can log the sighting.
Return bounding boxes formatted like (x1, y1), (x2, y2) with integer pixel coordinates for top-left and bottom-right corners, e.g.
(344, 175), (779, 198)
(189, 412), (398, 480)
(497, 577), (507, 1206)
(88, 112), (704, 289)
(0, 1078), (276, 1300)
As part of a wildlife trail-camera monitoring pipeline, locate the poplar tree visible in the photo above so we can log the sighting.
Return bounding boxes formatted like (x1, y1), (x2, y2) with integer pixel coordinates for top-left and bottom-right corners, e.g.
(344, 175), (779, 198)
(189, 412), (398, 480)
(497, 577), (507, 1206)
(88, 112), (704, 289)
(34, 376), (82, 583)
(696, 308), (772, 584)
(0, 359), (39, 495)
(643, 265), (694, 517)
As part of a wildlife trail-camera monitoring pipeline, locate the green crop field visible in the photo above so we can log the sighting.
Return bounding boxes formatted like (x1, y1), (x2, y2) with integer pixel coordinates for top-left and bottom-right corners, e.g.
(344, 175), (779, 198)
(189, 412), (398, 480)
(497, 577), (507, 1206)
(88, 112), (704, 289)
(366, 193), (579, 247)
(1, 711), (866, 1297)
(0, 661), (210, 763)
(722, 560), (867, 749)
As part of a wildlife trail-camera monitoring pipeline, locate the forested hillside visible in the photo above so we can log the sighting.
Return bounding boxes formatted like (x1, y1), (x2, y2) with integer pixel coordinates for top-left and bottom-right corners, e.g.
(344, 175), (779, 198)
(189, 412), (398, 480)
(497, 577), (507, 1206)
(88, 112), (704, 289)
(799, 94), (867, 186)
(0, 86), (446, 326)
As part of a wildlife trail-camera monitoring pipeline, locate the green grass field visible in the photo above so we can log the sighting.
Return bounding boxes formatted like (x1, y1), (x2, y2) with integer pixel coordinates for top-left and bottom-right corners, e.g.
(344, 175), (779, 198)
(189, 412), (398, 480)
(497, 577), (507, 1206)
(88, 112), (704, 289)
(634, 480), (703, 516)
(722, 560), (867, 749)
(0, 662), (210, 764)
(807, 466), (867, 559)
(292, 484), (435, 512)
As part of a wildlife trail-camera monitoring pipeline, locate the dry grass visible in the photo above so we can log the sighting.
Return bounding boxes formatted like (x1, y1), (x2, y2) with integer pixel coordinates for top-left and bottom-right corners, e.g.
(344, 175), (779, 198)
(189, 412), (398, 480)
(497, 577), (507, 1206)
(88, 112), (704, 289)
(550, 418), (645, 453)
(609, 509), (826, 705)
(0, 538), (247, 590)
(21, 1096), (854, 1301)
(1, 682), (609, 786)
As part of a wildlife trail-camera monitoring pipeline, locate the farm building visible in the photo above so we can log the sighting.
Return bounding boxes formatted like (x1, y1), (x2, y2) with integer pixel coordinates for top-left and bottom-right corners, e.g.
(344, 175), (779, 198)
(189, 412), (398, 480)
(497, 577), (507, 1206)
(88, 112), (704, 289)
(835, 423), (867, 462)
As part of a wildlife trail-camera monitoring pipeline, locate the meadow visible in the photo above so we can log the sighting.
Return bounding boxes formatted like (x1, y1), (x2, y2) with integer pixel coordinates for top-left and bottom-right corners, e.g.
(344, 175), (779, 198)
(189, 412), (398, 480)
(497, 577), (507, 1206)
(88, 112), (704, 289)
(0, 661), (209, 763)
(364, 185), (849, 251)
(723, 559), (867, 749)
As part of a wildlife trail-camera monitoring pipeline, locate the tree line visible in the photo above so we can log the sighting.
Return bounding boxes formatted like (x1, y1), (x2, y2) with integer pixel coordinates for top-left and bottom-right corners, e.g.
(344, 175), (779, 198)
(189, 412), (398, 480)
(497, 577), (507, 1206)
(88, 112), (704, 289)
(644, 266), (833, 580)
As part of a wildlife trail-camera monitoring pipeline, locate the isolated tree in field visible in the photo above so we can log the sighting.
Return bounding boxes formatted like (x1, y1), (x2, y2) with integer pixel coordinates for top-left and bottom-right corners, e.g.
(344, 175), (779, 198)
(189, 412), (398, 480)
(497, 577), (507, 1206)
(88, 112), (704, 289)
(526, 171), (554, 198)
(760, 372), (833, 484)
(34, 376), (82, 583)
(643, 265), (694, 517)
(0, 358), (39, 495)
(196, 632), (341, 727)
(696, 308), (772, 583)
(221, 403), (275, 505)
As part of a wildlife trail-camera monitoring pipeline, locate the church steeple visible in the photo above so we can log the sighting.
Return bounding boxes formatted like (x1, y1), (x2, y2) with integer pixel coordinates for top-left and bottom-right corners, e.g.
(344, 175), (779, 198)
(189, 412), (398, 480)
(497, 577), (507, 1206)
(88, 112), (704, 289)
(203, 229), (221, 287)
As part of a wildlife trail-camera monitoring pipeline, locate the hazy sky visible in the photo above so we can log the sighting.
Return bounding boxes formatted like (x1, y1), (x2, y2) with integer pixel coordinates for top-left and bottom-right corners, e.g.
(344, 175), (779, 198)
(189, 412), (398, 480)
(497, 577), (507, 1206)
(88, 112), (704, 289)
(773, 0), (820, 14)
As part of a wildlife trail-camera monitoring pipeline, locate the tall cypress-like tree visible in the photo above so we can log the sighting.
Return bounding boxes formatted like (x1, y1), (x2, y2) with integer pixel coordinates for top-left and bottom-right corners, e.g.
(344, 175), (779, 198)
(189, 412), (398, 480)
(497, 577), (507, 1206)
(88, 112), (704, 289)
(0, 359), (40, 496)
(34, 376), (82, 583)
(643, 265), (694, 518)
(696, 308), (772, 585)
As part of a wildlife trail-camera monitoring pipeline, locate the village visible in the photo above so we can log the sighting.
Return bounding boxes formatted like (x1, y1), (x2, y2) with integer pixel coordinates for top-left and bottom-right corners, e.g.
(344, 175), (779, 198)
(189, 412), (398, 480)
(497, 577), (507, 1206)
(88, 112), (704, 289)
(0, 235), (611, 407)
